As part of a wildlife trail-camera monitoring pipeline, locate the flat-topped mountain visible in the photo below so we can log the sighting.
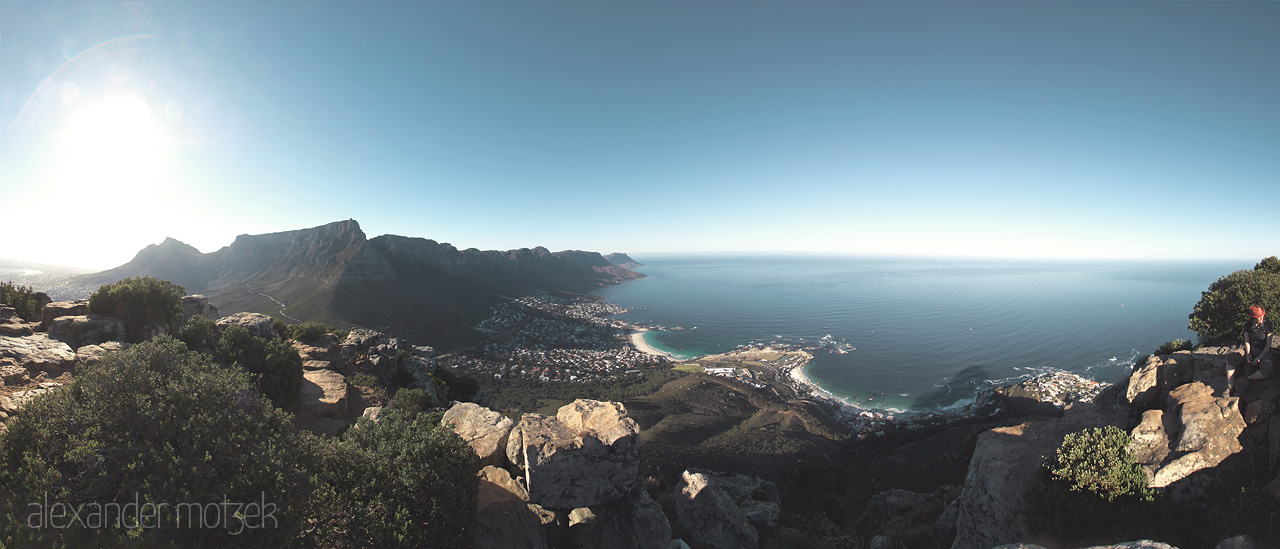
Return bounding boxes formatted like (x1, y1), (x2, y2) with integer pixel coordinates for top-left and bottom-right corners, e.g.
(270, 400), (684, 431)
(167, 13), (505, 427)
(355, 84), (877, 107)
(72, 220), (643, 349)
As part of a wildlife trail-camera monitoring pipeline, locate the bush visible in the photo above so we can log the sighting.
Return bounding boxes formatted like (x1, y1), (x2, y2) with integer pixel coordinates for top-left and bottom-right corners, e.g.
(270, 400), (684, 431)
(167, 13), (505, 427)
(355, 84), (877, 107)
(1189, 262), (1280, 345)
(390, 387), (437, 416)
(1257, 256), (1280, 275)
(300, 407), (477, 547)
(1023, 426), (1158, 542)
(0, 281), (41, 322)
(289, 321), (341, 343)
(175, 314), (219, 350)
(0, 336), (315, 546)
(215, 325), (304, 409)
(88, 276), (186, 342)
(1156, 339), (1193, 355)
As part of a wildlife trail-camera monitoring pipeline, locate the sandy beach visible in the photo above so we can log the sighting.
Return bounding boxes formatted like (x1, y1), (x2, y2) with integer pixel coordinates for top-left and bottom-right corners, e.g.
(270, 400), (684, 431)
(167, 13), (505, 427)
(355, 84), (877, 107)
(629, 329), (674, 358)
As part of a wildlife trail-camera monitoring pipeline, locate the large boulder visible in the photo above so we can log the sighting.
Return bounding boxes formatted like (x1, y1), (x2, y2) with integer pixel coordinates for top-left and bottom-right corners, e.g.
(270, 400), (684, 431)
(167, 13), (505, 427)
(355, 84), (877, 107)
(39, 300), (88, 331)
(690, 469), (781, 532)
(180, 295), (219, 320)
(475, 465), (547, 549)
(506, 400), (640, 509)
(47, 315), (125, 349)
(1129, 409), (1172, 465)
(1138, 382), (1247, 491)
(949, 403), (1128, 549)
(570, 488), (671, 549)
(296, 369), (348, 420)
(216, 312), (276, 339)
(0, 334), (76, 377)
(673, 470), (759, 549)
(1126, 357), (1161, 409)
(443, 402), (515, 466)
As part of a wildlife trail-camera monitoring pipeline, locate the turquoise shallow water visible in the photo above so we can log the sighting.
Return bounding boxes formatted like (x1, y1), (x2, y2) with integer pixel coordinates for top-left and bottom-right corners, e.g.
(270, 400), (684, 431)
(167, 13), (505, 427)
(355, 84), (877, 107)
(592, 256), (1251, 413)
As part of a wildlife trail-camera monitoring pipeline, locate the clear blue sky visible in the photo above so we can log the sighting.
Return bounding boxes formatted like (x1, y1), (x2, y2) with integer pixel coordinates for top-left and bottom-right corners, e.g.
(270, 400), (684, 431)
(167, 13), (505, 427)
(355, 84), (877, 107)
(2, 1), (1277, 269)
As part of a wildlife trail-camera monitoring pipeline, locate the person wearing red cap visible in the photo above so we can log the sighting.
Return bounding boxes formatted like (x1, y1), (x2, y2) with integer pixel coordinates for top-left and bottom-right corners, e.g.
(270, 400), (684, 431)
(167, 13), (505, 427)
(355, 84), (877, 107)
(1227, 306), (1274, 396)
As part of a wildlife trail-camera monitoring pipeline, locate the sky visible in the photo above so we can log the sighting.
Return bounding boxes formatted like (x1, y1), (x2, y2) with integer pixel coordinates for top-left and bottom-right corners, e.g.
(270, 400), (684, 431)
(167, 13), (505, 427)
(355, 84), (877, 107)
(1, 1), (1277, 269)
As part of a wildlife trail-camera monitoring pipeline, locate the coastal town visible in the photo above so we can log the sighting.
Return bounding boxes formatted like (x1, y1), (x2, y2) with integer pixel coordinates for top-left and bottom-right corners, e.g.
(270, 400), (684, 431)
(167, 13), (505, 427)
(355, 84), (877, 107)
(443, 291), (670, 382)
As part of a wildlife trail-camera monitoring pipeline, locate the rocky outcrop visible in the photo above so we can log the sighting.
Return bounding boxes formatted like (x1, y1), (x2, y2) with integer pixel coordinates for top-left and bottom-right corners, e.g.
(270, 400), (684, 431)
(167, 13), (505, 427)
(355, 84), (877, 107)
(949, 402), (1128, 549)
(340, 329), (440, 402)
(216, 312), (276, 339)
(1132, 382), (1247, 493)
(0, 307), (36, 337)
(475, 465), (547, 549)
(993, 371), (1108, 417)
(506, 400), (640, 509)
(180, 295), (219, 320)
(673, 470), (760, 549)
(74, 341), (127, 367)
(569, 488), (671, 549)
(39, 300), (88, 331)
(296, 369), (349, 420)
(47, 315), (124, 349)
(0, 334), (76, 378)
(443, 402), (515, 466)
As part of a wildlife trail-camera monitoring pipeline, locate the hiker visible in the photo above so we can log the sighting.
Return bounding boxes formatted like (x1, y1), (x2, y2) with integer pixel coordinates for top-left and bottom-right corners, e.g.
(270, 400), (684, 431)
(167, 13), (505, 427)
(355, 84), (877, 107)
(1227, 305), (1274, 395)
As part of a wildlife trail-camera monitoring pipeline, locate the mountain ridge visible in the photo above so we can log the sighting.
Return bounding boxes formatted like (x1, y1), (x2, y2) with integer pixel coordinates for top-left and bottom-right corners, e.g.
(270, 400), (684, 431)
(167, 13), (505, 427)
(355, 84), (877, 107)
(71, 220), (644, 349)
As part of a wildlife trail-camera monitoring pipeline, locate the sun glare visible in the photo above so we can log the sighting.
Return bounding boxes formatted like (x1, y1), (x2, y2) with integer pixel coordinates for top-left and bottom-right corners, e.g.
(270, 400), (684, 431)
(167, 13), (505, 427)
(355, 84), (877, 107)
(48, 95), (176, 266)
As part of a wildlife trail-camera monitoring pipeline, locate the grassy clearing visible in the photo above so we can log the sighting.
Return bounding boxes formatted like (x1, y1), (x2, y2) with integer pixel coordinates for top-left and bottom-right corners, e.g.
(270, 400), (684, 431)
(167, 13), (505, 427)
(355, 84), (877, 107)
(673, 363), (704, 373)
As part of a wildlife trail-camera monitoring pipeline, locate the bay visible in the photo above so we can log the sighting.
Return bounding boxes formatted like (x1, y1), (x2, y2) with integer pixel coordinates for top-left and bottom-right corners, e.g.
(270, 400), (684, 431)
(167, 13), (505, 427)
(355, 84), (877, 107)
(591, 255), (1251, 413)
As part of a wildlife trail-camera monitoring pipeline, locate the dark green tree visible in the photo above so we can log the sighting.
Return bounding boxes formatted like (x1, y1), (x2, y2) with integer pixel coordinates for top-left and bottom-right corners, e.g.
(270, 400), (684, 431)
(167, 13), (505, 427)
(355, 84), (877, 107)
(88, 276), (186, 342)
(1188, 265), (1280, 345)
(1256, 256), (1280, 274)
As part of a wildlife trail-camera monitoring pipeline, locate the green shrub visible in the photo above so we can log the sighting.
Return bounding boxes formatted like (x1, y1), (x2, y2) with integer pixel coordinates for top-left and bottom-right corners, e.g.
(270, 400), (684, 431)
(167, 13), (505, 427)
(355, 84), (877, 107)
(88, 276), (186, 342)
(0, 281), (41, 322)
(1189, 262), (1280, 345)
(1023, 426), (1158, 542)
(300, 407), (477, 547)
(215, 325), (304, 409)
(272, 317), (290, 339)
(1156, 339), (1193, 355)
(290, 321), (340, 342)
(175, 314), (220, 350)
(0, 336), (315, 547)
(391, 387), (437, 416)
(350, 373), (379, 388)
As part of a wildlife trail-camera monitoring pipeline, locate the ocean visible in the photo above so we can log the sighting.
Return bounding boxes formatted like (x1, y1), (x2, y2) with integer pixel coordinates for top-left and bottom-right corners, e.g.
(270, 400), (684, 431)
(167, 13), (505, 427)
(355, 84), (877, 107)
(591, 255), (1251, 413)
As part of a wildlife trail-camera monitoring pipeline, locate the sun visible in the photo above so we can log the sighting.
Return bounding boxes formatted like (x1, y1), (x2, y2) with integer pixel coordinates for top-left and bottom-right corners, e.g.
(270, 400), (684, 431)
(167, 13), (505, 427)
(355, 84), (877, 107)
(57, 95), (169, 199)
(48, 95), (176, 266)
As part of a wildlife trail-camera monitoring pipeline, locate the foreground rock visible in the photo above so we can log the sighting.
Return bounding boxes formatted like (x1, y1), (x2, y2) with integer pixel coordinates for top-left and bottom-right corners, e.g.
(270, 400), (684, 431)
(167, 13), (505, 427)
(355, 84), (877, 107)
(570, 488), (671, 549)
(39, 300), (88, 331)
(47, 315), (124, 349)
(475, 465), (547, 549)
(216, 312), (277, 339)
(949, 402), (1128, 549)
(74, 341), (128, 367)
(673, 470), (760, 549)
(0, 334), (76, 378)
(294, 369), (350, 436)
(1130, 382), (1247, 497)
(443, 402), (515, 466)
(506, 399), (640, 509)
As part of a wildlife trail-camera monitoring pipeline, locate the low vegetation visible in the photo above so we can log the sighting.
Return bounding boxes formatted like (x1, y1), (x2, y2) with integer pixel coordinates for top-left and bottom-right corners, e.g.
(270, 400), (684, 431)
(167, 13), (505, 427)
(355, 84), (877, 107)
(215, 324), (304, 409)
(0, 336), (478, 547)
(284, 320), (348, 343)
(0, 281), (41, 322)
(1188, 256), (1280, 345)
(88, 276), (186, 342)
(1155, 338), (1193, 355)
(1022, 426), (1158, 543)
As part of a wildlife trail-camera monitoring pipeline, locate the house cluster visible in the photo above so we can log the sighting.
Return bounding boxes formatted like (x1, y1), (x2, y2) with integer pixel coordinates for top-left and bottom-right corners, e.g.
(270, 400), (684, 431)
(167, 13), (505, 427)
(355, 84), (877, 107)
(455, 292), (667, 383)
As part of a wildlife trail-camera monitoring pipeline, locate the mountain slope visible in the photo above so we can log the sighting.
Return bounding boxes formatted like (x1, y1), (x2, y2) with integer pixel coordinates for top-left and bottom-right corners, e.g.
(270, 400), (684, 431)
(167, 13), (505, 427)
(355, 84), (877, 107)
(70, 220), (643, 349)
